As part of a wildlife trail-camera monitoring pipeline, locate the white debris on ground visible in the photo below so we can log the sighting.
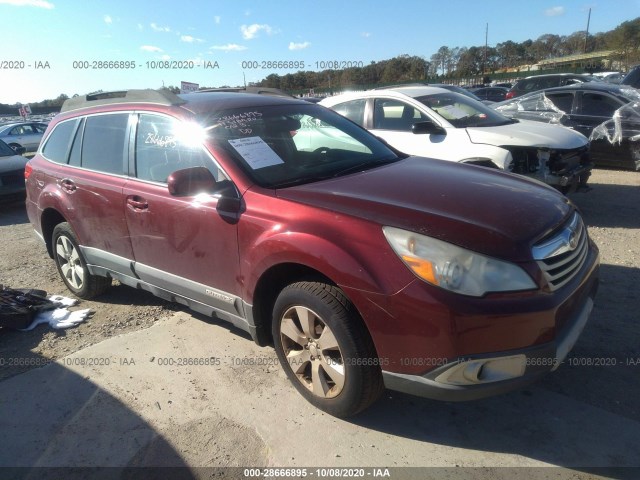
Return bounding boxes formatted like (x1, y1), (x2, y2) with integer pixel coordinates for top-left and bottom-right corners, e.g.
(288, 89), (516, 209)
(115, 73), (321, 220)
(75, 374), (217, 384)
(18, 295), (94, 331)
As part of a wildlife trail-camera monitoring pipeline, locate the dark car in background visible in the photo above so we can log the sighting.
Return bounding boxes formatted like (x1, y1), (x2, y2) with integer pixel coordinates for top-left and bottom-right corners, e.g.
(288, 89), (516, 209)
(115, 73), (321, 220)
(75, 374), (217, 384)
(505, 73), (601, 100)
(0, 139), (28, 199)
(621, 65), (640, 89)
(469, 86), (510, 103)
(493, 83), (640, 170)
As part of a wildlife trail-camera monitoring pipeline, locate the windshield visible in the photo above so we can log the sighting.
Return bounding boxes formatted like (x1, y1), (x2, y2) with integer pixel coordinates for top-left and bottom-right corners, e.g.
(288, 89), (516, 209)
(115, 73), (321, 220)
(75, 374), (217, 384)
(201, 104), (400, 188)
(0, 139), (17, 157)
(416, 92), (514, 128)
(619, 87), (640, 103)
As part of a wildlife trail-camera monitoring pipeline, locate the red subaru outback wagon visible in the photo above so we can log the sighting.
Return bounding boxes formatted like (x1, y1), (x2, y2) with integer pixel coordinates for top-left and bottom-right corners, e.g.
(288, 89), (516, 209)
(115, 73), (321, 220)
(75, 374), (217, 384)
(25, 89), (599, 417)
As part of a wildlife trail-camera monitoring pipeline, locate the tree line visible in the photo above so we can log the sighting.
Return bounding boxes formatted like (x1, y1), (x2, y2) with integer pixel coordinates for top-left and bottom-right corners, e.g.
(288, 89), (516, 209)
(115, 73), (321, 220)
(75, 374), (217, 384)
(257, 17), (640, 92)
(2, 16), (638, 111)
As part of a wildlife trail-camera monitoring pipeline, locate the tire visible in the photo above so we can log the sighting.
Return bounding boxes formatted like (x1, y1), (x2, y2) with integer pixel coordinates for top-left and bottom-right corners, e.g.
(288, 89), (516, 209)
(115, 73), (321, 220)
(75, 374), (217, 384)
(272, 281), (383, 417)
(52, 222), (111, 299)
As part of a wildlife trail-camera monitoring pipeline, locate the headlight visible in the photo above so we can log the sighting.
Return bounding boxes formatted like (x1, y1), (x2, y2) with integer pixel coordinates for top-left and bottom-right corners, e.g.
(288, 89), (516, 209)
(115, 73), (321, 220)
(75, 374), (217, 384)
(383, 226), (536, 297)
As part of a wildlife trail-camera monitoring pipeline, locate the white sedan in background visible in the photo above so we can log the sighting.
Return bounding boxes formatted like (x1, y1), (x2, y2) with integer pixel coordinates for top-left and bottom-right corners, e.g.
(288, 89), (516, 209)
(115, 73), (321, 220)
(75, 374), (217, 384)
(321, 86), (592, 193)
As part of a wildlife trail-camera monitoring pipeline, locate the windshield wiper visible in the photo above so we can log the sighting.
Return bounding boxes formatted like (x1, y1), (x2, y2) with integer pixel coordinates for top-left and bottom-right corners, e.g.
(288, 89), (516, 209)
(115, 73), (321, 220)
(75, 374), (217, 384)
(331, 156), (399, 178)
(271, 156), (399, 188)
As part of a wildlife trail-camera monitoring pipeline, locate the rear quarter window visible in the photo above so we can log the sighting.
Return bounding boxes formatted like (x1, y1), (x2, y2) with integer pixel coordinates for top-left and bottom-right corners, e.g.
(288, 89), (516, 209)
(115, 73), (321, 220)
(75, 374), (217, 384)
(41, 119), (79, 164)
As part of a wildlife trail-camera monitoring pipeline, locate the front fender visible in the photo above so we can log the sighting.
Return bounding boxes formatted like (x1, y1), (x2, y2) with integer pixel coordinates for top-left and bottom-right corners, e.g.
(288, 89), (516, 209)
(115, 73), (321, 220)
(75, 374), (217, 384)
(460, 144), (512, 170)
(241, 229), (412, 303)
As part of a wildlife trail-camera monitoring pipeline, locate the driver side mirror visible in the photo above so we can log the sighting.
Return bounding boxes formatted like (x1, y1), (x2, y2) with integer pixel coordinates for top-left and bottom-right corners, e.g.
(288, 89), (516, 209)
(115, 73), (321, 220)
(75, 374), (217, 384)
(167, 166), (242, 218)
(412, 120), (446, 135)
(168, 166), (218, 196)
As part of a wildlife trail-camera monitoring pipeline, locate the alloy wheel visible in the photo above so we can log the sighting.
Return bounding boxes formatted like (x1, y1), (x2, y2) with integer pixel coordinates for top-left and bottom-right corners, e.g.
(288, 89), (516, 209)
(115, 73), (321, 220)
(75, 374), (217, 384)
(279, 305), (346, 398)
(55, 235), (85, 290)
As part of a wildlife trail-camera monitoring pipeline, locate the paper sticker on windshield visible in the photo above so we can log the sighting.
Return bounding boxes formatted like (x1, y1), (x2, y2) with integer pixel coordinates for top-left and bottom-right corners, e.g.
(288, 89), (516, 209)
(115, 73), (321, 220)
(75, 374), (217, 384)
(228, 136), (284, 169)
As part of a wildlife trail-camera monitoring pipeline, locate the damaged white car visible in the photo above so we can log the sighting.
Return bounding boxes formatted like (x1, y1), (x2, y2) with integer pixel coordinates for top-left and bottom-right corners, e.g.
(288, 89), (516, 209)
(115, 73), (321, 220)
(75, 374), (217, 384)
(321, 86), (592, 193)
(492, 83), (640, 171)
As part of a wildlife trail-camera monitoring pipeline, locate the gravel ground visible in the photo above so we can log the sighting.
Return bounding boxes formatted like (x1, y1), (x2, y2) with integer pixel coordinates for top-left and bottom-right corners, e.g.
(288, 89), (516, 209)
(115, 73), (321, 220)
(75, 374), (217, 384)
(1, 167), (639, 402)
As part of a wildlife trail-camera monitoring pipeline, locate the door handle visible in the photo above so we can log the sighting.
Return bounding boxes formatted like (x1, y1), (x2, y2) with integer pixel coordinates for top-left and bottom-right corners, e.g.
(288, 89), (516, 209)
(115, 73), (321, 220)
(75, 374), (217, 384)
(126, 196), (149, 211)
(60, 178), (77, 193)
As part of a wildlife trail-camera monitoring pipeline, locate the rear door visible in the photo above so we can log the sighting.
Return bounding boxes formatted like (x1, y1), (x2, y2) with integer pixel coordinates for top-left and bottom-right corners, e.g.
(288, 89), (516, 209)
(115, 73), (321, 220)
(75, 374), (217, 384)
(572, 91), (624, 137)
(123, 113), (242, 315)
(40, 113), (135, 271)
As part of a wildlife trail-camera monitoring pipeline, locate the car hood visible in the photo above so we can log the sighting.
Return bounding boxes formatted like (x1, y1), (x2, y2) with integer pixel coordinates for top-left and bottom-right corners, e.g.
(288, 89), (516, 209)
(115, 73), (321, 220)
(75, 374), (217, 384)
(277, 156), (573, 262)
(0, 154), (28, 173)
(466, 119), (588, 149)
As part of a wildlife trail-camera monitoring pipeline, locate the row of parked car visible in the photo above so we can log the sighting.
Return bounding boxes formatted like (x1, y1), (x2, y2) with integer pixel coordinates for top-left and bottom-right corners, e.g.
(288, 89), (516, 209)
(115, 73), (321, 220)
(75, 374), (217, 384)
(314, 68), (640, 176)
(0, 121), (49, 200)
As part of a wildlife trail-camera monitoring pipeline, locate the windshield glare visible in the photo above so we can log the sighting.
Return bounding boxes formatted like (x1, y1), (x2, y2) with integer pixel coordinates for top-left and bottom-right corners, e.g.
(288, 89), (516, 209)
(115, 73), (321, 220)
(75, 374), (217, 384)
(416, 92), (512, 128)
(203, 104), (399, 188)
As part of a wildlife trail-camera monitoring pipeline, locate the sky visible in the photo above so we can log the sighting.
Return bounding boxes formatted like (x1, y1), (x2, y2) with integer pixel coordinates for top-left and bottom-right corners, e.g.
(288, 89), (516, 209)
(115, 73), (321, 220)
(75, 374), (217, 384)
(0, 0), (639, 104)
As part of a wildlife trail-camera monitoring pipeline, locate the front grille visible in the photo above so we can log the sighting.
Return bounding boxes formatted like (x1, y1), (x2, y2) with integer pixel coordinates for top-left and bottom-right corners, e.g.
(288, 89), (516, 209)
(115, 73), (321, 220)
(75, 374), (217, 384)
(532, 213), (589, 291)
(505, 145), (590, 176)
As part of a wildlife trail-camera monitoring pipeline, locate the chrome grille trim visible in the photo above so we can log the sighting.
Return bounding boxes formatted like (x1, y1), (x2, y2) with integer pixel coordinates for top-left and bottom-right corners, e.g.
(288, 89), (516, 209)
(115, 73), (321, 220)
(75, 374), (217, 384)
(533, 213), (589, 291)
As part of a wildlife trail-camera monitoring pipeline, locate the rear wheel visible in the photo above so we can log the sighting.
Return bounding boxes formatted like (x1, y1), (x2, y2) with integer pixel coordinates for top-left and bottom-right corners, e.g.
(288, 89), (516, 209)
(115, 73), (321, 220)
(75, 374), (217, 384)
(52, 222), (111, 299)
(272, 281), (383, 417)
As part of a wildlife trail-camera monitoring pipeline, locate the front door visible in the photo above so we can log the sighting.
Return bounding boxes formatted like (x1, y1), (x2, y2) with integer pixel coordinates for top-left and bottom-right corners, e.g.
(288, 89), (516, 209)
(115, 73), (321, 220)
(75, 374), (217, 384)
(123, 113), (242, 316)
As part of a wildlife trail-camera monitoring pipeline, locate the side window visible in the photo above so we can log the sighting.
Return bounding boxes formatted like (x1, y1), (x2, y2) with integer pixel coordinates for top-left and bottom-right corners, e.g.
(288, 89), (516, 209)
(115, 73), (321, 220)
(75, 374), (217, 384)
(41, 119), (79, 164)
(373, 99), (425, 131)
(82, 114), (129, 175)
(545, 93), (574, 113)
(521, 79), (536, 93)
(134, 114), (223, 183)
(332, 100), (366, 126)
(579, 93), (620, 117)
(293, 114), (371, 154)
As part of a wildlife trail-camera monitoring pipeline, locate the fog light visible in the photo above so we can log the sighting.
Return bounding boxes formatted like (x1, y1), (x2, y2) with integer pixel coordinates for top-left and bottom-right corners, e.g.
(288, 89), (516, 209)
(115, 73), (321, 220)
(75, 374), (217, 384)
(435, 355), (527, 386)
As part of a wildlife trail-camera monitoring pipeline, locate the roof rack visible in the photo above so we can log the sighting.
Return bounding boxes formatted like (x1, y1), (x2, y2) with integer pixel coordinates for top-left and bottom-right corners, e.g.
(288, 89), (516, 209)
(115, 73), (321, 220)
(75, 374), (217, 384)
(61, 89), (186, 112)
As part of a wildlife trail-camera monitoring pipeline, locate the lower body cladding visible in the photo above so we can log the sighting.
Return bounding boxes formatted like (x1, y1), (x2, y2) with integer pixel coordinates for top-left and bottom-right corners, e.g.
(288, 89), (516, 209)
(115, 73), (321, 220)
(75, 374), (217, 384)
(80, 246), (252, 334)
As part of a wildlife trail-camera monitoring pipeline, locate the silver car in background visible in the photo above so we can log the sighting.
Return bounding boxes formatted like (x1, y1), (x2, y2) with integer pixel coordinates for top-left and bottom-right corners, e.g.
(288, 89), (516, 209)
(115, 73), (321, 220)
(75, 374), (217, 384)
(0, 122), (48, 155)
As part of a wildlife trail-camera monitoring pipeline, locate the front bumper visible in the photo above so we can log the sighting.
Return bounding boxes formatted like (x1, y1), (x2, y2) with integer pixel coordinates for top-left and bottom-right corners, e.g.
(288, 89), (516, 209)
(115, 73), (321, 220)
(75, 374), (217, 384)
(382, 286), (596, 402)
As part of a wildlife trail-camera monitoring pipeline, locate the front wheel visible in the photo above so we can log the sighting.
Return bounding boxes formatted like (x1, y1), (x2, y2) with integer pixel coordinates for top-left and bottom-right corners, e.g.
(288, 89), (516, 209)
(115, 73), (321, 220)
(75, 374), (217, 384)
(272, 281), (383, 417)
(52, 222), (111, 299)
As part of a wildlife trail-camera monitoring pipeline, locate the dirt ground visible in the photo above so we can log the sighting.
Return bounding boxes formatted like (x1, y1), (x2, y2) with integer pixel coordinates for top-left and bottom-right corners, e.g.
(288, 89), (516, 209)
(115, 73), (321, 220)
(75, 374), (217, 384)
(1, 167), (639, 418)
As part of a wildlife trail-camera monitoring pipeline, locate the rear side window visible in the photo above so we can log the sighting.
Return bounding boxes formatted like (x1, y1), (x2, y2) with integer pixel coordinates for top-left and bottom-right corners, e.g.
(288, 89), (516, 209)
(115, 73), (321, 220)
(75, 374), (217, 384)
(41, 119), (79, 164)
(332, 100), (366, 126)
(546, 93), (574, 113)
(81, 114), (129, 175)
